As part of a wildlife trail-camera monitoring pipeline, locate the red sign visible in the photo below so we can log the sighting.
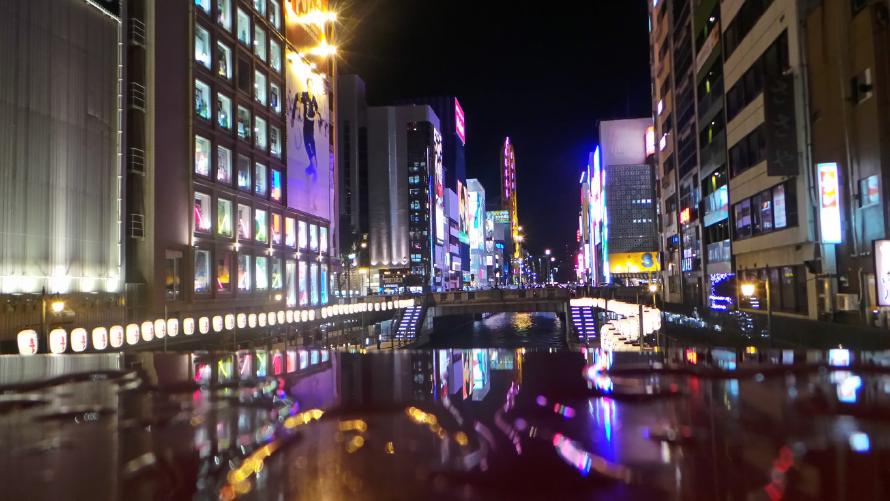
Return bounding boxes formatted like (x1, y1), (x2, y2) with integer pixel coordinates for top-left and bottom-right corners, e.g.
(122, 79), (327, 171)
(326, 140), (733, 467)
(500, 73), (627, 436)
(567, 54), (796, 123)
(455, 98), (466, 145)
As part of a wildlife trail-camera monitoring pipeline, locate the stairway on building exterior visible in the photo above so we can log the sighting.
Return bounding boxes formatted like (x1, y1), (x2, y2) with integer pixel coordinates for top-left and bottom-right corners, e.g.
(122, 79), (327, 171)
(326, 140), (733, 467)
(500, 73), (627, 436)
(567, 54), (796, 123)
(394, 306), (424, 341)
(570, 305), (598, 342)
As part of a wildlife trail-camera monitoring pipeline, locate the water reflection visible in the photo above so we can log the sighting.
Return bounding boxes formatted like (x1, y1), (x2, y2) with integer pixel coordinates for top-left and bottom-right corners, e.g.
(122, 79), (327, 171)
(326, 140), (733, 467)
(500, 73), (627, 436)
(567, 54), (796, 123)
(2, 347), (890, 499)
(425, 312), (566, 349)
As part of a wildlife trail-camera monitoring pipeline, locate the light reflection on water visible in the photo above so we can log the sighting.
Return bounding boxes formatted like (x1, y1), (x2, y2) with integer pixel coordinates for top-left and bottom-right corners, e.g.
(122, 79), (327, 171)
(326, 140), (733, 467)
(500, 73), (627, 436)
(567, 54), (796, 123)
(425, 312), (567, 349)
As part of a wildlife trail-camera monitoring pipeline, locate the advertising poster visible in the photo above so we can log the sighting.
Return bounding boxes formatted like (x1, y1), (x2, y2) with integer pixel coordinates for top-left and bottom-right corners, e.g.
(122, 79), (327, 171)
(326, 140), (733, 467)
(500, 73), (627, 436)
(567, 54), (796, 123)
(286, 54), (332, 222)
(469, 190), (484, 251)
(320, 264), (328, 304)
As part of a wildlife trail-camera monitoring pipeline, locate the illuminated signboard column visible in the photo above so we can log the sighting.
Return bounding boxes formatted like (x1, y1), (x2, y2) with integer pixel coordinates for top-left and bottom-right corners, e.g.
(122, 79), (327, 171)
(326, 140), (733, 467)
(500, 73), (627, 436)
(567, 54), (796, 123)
(875, 240), (890, 307)
(500, 138), (519, 283)
(817, 162), (842, 244)
(455, 98), (466, 146)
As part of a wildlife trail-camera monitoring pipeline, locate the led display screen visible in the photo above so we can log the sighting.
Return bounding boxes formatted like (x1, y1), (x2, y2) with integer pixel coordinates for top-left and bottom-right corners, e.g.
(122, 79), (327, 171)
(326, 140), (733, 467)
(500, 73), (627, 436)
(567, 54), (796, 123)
(455, 98), (466, 145)
(875, 240), (890, 306)
(434, 129), (446, 243)
(818, 163), (842, 244)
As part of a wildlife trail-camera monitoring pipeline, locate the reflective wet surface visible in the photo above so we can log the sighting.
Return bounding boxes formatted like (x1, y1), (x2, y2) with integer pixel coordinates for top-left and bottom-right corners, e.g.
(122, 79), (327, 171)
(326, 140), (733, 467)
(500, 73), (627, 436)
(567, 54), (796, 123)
(424, 312), (567, 350)
(2, 347), (890, 500)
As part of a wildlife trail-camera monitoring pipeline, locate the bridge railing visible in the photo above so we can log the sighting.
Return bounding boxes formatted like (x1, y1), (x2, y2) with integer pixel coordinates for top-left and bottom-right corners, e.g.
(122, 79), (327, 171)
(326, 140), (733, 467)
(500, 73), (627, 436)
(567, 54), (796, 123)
(427, 287), (571, 305)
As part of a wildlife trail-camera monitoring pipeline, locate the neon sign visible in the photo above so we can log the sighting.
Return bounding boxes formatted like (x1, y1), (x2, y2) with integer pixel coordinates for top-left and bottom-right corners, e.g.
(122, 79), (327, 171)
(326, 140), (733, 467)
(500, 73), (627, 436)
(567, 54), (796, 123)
(455, 98), (466, 145)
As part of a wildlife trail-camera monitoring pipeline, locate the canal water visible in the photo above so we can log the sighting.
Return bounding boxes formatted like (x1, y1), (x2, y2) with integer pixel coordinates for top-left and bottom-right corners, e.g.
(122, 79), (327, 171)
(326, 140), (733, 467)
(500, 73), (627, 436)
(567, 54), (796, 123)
(422, 312), (567, 350)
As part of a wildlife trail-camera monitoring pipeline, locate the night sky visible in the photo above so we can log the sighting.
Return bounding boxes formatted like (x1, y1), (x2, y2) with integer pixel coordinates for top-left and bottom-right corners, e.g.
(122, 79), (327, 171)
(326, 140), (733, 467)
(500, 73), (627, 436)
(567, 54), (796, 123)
(338, 0), (651, 273)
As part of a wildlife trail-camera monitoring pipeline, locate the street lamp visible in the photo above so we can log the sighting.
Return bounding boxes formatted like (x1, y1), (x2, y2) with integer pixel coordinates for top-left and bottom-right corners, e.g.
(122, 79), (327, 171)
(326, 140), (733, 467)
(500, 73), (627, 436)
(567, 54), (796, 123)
(647, 283), (657, 307)
(741, 279), (771, 335)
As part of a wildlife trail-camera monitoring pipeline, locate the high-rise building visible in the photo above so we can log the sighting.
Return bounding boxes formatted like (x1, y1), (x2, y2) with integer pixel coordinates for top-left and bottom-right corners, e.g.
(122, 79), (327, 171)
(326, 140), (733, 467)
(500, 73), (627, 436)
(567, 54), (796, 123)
(336, 74), (370, 259)
(366, 104), (446, 292)
(578, 119), (659, 286)
(0, 0), (125, 346)
(130, 0), (338, 318)
(397, 96), (470, 281)
(649, 0), (890, 323)
(500, 137), (520, 283)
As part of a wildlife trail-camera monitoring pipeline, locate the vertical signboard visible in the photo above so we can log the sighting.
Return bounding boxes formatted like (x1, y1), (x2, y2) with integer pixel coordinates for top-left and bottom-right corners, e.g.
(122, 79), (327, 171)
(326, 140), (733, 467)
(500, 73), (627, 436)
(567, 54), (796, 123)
(875, 240), (890, 306)
(764, 73), (799, 176)
(817, 162), (842, 244)
(434, 129), (446, 243)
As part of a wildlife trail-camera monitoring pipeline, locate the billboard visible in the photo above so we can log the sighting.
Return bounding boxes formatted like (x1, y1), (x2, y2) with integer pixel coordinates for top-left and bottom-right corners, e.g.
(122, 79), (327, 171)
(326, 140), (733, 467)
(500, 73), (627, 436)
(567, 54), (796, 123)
(490, 210), (510, 224)
(434, 129), (446, 243)
(286, 53), (332, 222)
(455, 98), (466, 145)
(468, 190), (485, 251)
(817, 162), (842, 244)
(608, 252), (660, 274)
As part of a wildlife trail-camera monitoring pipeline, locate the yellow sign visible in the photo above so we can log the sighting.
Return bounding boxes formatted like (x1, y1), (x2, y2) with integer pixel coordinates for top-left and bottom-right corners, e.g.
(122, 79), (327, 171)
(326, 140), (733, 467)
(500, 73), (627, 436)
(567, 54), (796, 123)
(608, 252), (660, 274)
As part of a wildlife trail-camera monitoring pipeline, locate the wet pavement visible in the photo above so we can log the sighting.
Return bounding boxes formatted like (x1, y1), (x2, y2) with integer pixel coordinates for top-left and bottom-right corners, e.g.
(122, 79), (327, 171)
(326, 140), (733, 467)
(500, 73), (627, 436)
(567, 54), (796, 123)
(1, 347), (890, 500)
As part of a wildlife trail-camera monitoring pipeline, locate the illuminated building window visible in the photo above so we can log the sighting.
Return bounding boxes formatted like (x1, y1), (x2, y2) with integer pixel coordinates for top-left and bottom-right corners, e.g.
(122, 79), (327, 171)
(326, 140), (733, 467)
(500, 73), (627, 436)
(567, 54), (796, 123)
(270, 126), (281, 158)
(237, 155), (251, 191)
(217, 0), (232, 31)
(309, 224), (318, 251)
(254, 25), (267, 61)
(195, 80), (211, 120)
(860, 175), (880, 206)
(217, 93), (232, 129)
(285, 217), (296, 248)
(254, 162), (267, 196)
(253, 0), (266, 16)
(195, 25), (211, 68)
(269, 39), (282, 72)
(255, 256), (269, 290)
(269, 0), (281, 29)
(271, 213), (282, 245)
(310, 263), (319, 305)
(165, 253), (182, 300)
(255, 116), (267, 151)
(195, 135), (211, 176)
(286, 260), (297, 306)
(270, 168), (282, 201)
(270, 83), (281, 114)
(238, 253), (252, 292)
(298, 221), (308, 249)
(320, 227), (328, 254)
(196, 0), (210, 16)
(271, 258), (283, 291)
(217, 251), (232, 291)
(255, 208), (268, 242)
(195, 249), (211, 293)
(237, 106), (251, 141)
(194, 192), (212, 233)
(254, 70), (267, 105)
(217, 146), (232, 184)
(217, 41), (233, 80)
(237, 8), (251, 46)
(237, 204), (251, 240)
(218, 198), (233, 238)
(299, 260), (308, 306)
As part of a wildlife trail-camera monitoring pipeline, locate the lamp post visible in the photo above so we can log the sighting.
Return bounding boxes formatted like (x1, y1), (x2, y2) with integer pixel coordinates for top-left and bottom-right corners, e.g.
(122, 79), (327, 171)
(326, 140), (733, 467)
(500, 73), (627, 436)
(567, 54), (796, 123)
(648, 283), (658, 308)
(741, 279), (771, 335)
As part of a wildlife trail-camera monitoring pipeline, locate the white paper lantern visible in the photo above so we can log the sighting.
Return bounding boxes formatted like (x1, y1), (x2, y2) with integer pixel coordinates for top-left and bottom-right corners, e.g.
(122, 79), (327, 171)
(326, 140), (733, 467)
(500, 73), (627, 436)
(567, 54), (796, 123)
(167, 318), (180, 337)
(277, 310), (285, 324)
(258, 313), (267, 327)
(212, 316), (223, 333)
(140, 321), (154, 342)
(17, 330), (39, 356)
(248, 314), (257, 328)
(49, 328), (68, 354)
(110, 325), (124, 348)
(71, 328), (88, 353)
(225, 314), (235, 330)
(286, 310), (294, 323)
(183, 318), (195, 336)
(198, 317), (210, 334)
(126, 324), (140, 345)
(237, 313), (247, 329)
(154, 319), (167, 338)
(92, 327), (109, 351)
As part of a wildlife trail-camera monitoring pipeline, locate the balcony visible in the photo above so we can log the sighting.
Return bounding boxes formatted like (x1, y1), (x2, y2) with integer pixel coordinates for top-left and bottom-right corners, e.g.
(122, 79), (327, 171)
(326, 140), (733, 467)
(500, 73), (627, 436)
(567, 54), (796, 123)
(129, 213), (145, 239)
(128, 18), (146, 47)
(706, 240), (731, 264)
(128, 147), (145, 175)
(697, 82), (724, 124)
(128, 82), (146, 111)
